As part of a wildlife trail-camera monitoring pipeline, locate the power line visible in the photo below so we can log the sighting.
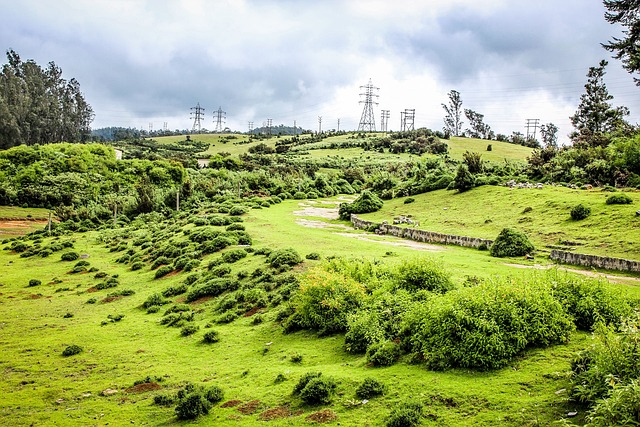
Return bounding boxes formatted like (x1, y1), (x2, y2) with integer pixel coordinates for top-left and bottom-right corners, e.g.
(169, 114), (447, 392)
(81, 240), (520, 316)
(380, 109), (390, 132)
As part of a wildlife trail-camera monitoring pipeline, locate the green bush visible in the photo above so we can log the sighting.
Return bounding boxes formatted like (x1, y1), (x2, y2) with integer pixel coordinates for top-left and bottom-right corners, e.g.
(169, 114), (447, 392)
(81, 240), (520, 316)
(452, 164), (475, 192)
(154, 265), (174, 279)
(403, 197), (415, 204)
(185, 278), (239, 302)
(394, 258), (454, 293)
(299, 376), (337, 405)
(366, 340), (400, 367)
(489, 228), (534, 257)
(293, 371), (322, 395)
(28, 279), (41, 287)
(61, 251), (80, 261)
(221, 248), (247, 264)
(202, 330), (220, 344)
(584, 380), (640, 426)
(571, 203), (591, 220)
(174, 391), (211, 420)
(267, 248), (302, 269)
(130, 261), (145, 271)
(229, 206), (247, 216)
(180, 324), (199, 336)
(338, 190), (384, 220)
(62, 344), (83, 357)
(293, 191), (307, 200)
(606, 193), (633, 205)
(142, 292), (168, 308)
(226, 223), (245, 231)
(215, 311), (238, 324)
(305, 252), (321, 260)
(162, 284), (188, 298)
(386, 401), (424, 427)
(344, 311), (385, 354)
(355, 377), (387, 399)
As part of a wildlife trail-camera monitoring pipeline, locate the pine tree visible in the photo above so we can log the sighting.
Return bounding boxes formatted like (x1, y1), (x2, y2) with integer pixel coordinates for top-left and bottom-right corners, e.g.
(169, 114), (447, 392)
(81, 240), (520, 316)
(603, 0), (640, 85)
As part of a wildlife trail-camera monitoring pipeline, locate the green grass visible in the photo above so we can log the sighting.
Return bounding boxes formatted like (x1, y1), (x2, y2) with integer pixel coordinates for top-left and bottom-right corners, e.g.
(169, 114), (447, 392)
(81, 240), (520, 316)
(0, 206), (51, 239)
(447, 136), (533, 163)
(360, 185), (640, 261)
(1, 197), (638, 426)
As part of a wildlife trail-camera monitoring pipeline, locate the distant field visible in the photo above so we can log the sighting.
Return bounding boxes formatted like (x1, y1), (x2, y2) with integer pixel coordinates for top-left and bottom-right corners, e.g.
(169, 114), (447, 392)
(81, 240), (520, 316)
(0, 207), (50, 239)
(447, 136), (533, 163)
(360, 185), (640, 261)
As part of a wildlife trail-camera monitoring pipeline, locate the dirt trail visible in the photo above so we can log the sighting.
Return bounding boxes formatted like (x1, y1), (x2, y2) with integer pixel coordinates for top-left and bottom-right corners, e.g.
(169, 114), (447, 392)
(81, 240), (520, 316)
(503, 263), (640, 284)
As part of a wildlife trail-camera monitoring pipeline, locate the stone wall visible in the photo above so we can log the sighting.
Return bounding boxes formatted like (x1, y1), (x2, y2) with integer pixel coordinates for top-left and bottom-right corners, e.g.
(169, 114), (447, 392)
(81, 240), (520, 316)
(550, 250), (640, 273)
(351, 215), (494, 249)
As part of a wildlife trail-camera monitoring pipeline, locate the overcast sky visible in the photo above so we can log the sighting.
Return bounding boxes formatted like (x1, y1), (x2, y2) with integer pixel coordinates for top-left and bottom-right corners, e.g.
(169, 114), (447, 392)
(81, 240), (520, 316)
(2, 0), (638, 143)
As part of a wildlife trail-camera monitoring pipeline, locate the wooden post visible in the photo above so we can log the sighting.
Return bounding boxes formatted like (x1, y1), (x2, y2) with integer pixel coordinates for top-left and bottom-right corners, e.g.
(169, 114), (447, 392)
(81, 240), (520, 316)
(48, 212), (52, 235)
(113, 204), (117, 227)
(176, 190), (180, 212)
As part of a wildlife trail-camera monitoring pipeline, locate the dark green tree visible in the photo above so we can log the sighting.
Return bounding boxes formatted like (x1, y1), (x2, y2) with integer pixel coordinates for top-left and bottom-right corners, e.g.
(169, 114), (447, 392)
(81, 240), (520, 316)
(540, 122), (559, 149)
(570, 60), (629, 147)
(442, 90), (463, 137)
(464, 108), (492, 139)
(603, 0), (640, 85)
(452, 164), (475, 192)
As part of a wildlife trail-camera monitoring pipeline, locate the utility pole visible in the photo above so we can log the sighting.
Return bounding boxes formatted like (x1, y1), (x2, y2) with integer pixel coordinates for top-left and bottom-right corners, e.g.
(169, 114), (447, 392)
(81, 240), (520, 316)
(190, 103), (205, 133)
(401, 109), (415, 131)
(176, 190), (180, 212)
(149, 122), (153, 133)
(267, 118), (272, 136)
(337, 118), (340, 132)
(525, 118), (540, 140)
(163, 122), (168, 132)
(357, 78), (379, 132)
(381, 109), (390, 132)
(213, 106), (226, 133)
(293, 120), (297, 136)
(248, 121), (254, 134)
(318, 116), (322, 134)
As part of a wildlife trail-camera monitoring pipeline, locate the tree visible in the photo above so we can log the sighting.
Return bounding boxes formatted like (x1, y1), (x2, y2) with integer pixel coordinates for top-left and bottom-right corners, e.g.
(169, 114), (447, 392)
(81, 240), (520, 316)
(603, 0), (640, 85)
(539, 123), (559, 148)
(0, 50), (94, 149)
(464, 109), (492, 139)
(570, 60), (629, 147)
(452, 164), (475, 192)
(442, 90), (463, 137)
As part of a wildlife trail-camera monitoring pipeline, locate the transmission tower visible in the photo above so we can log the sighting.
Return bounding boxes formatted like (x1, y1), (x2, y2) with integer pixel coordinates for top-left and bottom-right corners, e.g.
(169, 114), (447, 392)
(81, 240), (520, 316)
(357, 79), (379, 132)
(380, 110), (390, 132)
(337, 118), (340, 132)
(318, 116), (322, 134)
(401, 109), (415, 131)
(525, 118), (540, 140)
(190, 103), (205, 133)
(163, 122), (168, 132)
(213, 106), (226, 133)
(267, 118), (273, 136)
(148, 122), (153, 133)
(294, 120), (297, 136)
(248, 121), (254, 134)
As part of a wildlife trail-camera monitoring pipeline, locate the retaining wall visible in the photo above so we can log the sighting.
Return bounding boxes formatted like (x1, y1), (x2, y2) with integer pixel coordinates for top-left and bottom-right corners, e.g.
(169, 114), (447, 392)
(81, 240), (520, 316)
(550, 250), (640, 273)
(350, 215), (494, 249)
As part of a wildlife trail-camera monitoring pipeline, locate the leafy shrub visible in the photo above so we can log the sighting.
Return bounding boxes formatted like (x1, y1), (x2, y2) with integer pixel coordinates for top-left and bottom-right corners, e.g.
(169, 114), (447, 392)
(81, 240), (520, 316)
(183, 259), (200, 272)
(162, 284), (188, 298)
(606, 193), (633, 205)
(403, 197), (415, 204)
(203, 385), (224, 404)
(305, 252), (321, 260)
(267, 248), (302, 269)
(226, 223), (245, 231)
(142, 292), (168, 308)
(129, 261), (145, 271)
(344, 311), (385, 354)
(215, 311), (238, 324)
(293, 372), (322, 395)
(151, 256), (171, 270)
(28, 279), (41, 287)
(202, 330), (220, 343)
(338, 190), (384, 220)
(394, 258), (454, 293)
(229, 206), (247, 216)
(62, 344), (83, 357)
(290, 352), (303, 363)
(571, 203), (591, 220)
(366, 340), (400, 367)
(355, 378), (387, 399)
(174, 391), (211, 420)
(153, 393), (175, 406)
(181, 324), (199, 336)
(299, 377), (337, 405)
(61, 251), (80, 261)
(452, 164), (475, 192)
(584, 380), (640, 426)
(163, 304), (191, 315)
(490, 228), (534, 257)
(185, 278), (239, 302)
(209, 264), (231, 277)
(386, 401), (423, 427)
(154, 265), (174, 279)
(293, 191), (307, 199)
(221, 248), (247, 264)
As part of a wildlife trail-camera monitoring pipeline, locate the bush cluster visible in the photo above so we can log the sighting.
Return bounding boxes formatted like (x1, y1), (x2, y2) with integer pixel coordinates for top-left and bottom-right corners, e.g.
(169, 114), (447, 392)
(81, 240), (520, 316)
(338, 190), (384, 220)
(605, 193), (633, 205)
(571, 203), (591, 220)
(489, 228), (534, 257)
(293, 372), (336, 405)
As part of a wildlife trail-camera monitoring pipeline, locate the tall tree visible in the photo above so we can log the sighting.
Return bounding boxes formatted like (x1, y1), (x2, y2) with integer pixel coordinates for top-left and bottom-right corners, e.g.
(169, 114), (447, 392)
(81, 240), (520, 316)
(603, 0), (640, 85)
(570, 60), (629, 147)
(0, 50), (94, 149)
(464, 108), (492, 139)
(539, 123), (559, 149)
(442, 90), (463, 137)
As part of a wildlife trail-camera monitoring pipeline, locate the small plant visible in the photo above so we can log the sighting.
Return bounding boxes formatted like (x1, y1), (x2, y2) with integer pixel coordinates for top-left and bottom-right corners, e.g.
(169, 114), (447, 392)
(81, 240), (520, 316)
(386, 401), (423, 427)
(86, 297), (97, 304)
(293, 191), (307, 200)
(366, 341), (400, 367)
(570, 203), (591, 220)
(61, 251), (80, 261)
(221, 248), (247, 264)
(130, 261), (145, 271)
(338, 190), (384, 220)
(305, 252), (321, 260)
(267, 248), (302, 269)
(155, 265), (174, 279)
(606, 193), (633, 205)
(490, 228), (535, 257)
(142, 292), (168, 309)
(290, 352), (303, 363)
(355, 377), (387, 399)
(174, 391), (211, 420)
(181, 324), (199, 336)
(28, 279), (41, 287)
(299, 377), (337, 405)
(62, 344), (83, 357)
(404, 197), (415, 204)
(62, 312), (74, 318)
(202, 330), (220, 343)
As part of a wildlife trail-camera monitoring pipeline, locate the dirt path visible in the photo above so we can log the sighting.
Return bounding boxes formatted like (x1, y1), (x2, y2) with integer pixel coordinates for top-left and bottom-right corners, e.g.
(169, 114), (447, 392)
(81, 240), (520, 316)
(503, 263), (640, 284)
(334, 232), (445, 252)
(292, 204), (339, 220)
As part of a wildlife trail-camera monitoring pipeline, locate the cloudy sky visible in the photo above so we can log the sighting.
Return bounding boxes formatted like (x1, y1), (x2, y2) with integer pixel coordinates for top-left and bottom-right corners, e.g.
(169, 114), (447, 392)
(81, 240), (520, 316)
(2, 0), (638, 143)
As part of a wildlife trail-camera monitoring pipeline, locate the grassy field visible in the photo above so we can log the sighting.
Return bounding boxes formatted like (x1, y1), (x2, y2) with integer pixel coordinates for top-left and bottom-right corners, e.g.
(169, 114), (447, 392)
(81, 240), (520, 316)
(359, 185), (640, 261)
(1, 196), (639, 426)
(0, 206), (51, 239)
(446, 136), (533, 163)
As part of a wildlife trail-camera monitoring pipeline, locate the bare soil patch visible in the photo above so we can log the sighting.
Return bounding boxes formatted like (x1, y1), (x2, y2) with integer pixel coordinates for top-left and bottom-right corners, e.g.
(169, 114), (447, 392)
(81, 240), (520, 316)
(335, 233), (445, 252)
(293, 207), (339, 220)
(101, 296), (123, 304)
(243, 306), (262, 317)
(305, 409), (337, 423)
(295, 219), (351, 230)
(503, 263), (640, 284)
(237, 399), (261, 414)
(258, 406), (294, 421)
(188, 296), (214, 305)
(124, 382), (162, 393)
(220, 399), (243, 408)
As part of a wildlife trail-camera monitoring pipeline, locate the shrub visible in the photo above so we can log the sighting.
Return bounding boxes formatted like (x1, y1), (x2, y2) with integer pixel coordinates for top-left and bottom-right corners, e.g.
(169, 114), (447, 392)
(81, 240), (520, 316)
(386, 401), (423, 427)
(229, 206), (247, 216)
(130, 261), (145, 271)
(394, 258), (454, 293)
(290, 352), (303, 363)
(62, 344), (83, 357)
(299, 377), (337, 405)
(28, 279), (41, 287)
(293, 372), (322, 395)
(202, 330), (220, 344)
(174, 391), (211, 420)
(142, 293), (168, 308)
(366, 340), (400, 367)
(452, 164), (475, 192)
(571, 203), (591, 220)
(209, 264), (231, 277)
(267, 248), (302, 269)
(338, 190), (384, 220)
(490, 228), (534, 257)
(344, 311), (385, 354)
(181, 324), (199, 336)
(305, 252), (321, 260)
(216, 311), (238, 324)
(606, 193), (633, 205)
(185, 278), (239, 302)
(61, 251), (80, 261)
(221, 248), (247, 264)
(155, 265), (174, 279)
(226, 223), (245, 231)
(162, 284), (188, 298)
(203, 385), (224, 404)
(183, 259), (200, 272)
(153, 394), (175, 406)
(293, 191), (307, 199)
(355, 378), (387, 399)
(403, 197), (415, 204)
(151, 256), (171, 270)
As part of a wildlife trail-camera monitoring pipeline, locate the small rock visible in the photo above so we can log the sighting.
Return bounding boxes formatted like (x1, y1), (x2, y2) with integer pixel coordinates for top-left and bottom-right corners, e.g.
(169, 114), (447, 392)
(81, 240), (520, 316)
(101, 388), (118, 396)
(265, 342), (273, 346)
(55, 398), (64, 404)
(567, 411), (578, 417)
(636, 210), (640, 216)
(554, 388), (566, 395)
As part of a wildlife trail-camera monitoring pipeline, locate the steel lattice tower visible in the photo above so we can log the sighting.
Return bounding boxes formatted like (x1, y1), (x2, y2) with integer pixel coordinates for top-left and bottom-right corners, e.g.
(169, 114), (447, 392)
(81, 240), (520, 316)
(213, 106), (226, 133)
(358, 79), (379, 132)
(190, 103), (205, 133)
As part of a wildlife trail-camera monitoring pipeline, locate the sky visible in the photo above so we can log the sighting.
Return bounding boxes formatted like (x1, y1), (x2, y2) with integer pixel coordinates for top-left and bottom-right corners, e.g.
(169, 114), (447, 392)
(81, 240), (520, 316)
(2, 0), (639, 144)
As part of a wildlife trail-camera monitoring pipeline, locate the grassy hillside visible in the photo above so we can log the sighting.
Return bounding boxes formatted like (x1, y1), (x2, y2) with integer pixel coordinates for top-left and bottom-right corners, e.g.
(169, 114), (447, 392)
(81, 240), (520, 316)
(0, 206), (51, 239)
(359, 185), (640, 261)
(446, 136), (533, 163)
